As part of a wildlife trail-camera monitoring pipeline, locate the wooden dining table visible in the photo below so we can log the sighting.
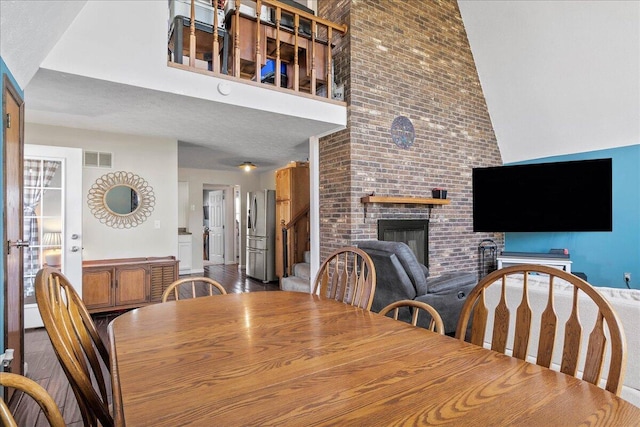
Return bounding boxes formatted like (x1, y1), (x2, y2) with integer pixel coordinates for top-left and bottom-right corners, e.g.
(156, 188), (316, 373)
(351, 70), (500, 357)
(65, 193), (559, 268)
(108, 291), (640, 426)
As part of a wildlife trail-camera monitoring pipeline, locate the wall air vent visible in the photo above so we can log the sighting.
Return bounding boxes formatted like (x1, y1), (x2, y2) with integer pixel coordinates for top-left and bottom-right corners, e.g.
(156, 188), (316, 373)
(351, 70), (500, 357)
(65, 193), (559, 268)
(84, 151), (112, 168)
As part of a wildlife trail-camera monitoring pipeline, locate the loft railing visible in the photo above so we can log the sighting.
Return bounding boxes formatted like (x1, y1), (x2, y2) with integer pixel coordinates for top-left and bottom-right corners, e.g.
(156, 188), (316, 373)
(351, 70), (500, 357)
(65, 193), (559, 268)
(167, 0), (348, 100)
(281, 203), (309, 277)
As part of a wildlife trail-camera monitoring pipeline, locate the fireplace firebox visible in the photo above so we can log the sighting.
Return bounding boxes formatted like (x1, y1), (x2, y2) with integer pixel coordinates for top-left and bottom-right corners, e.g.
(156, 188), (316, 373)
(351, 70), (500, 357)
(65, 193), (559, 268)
(377, 219), (429, 267)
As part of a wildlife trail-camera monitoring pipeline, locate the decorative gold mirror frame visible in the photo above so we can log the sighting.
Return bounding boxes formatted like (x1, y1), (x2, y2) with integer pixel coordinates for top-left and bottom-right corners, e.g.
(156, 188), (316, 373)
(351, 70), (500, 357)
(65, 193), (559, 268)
(87, 171), (156, 229)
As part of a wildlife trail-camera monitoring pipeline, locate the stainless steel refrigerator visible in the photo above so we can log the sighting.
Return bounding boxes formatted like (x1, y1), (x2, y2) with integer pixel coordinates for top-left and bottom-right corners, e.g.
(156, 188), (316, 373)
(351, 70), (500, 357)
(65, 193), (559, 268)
(246, 189), (277, 282)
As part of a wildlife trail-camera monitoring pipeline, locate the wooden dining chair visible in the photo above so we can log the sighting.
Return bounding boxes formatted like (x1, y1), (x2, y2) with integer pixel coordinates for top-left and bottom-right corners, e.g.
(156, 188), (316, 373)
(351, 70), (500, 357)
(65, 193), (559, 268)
(35, 267), (113, 427)
(379, 300), (445, 334)
(0, 372), (66, 427)
(455, 264), (627, 395)
(161, 276), (227, 302)
(312, 247), (376, 310)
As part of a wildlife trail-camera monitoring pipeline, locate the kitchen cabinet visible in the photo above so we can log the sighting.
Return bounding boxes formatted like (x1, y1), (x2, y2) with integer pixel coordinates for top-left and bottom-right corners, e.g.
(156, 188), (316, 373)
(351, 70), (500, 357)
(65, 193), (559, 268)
(275, 162), (309, 278)
(82, 256), (178, 313)
(178, 234), (193, 273)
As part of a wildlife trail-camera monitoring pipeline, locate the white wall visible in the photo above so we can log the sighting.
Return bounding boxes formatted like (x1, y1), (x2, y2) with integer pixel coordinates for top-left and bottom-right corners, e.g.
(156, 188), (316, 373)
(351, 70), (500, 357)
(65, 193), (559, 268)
(39, 0), (345, 125)
(26, 123), (178, 261)
(178, 181), (189, 228)
(0, 0), (86, 88)
(178, 167), (276, 273)
(458, 1), (640, 163)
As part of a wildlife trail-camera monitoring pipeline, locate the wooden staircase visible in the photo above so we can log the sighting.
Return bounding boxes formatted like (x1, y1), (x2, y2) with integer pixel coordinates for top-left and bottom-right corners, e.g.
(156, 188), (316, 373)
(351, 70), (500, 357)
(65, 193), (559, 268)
(280, 250), (310, 292)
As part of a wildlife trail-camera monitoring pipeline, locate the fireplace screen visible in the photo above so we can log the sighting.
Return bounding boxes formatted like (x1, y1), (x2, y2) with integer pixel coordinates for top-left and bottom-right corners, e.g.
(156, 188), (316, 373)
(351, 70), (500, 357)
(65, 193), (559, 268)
(377, 219), (429, 267)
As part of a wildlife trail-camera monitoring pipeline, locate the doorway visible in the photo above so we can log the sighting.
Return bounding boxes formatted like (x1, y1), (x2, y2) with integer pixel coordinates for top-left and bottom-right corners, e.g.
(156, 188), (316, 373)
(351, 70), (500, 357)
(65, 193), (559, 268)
(4, 75), (24, 382)
(202, 185), (241, 267)
(23, 145), (83, 329)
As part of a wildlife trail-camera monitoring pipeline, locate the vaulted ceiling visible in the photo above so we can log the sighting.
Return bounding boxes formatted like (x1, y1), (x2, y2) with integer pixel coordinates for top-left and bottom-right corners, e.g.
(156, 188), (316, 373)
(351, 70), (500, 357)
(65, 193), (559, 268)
(458, 0), (639, 163)
(1, 1), (638, 168)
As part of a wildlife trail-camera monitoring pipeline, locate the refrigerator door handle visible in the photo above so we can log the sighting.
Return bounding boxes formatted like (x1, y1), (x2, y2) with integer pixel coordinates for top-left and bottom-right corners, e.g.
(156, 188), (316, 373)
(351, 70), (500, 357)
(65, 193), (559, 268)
(252, 195), (258, 233)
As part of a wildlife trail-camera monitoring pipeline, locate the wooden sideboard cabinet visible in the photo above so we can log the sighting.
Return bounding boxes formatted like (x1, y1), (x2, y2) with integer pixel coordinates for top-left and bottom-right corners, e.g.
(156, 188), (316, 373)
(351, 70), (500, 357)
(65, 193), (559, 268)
(275, 162), (310, 278)
(82, 256), (178, 313)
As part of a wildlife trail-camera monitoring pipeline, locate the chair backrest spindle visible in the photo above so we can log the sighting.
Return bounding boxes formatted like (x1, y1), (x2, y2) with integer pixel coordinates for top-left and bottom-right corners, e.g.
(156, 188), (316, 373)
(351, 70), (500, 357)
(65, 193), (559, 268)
(35, 267), (113, 427)
(455, 264), (627, 395)
(0, 372), (65, 427)
(312, 247), (376, 310)
(379, 300), (445, 334)
(161, 276), (227, 302)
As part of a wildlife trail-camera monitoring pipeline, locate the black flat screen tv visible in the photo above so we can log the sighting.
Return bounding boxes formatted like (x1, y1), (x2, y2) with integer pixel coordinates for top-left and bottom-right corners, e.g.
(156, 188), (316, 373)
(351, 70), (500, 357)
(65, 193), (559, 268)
(472, 158), (612, 232)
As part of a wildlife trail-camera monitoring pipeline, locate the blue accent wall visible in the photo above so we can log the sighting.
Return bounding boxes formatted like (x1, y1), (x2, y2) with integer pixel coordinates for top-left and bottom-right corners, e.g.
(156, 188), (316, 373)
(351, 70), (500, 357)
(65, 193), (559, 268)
(505, 145), (640, 288)
(0, 57), (24, 351)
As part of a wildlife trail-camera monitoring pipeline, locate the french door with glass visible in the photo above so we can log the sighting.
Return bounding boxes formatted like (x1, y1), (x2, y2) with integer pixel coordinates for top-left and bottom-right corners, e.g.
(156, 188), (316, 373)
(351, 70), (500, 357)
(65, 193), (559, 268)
(23, 145), (82, 328)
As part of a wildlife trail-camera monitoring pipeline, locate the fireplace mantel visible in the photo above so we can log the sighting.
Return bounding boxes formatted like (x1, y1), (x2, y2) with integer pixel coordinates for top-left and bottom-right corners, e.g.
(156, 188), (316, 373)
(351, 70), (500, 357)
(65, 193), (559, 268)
(360, 196), (450, 205)
(360, 195), (450, 219)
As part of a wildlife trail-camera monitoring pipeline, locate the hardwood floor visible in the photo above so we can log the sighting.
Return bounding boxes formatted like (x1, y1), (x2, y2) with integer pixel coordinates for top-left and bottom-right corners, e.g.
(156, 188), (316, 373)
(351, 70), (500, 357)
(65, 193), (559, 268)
(9, 264), (280, 426)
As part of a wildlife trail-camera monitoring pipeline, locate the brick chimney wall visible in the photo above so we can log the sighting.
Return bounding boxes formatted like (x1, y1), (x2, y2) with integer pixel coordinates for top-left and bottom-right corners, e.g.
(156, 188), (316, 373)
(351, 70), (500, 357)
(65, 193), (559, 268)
(318, 0), (503, 277)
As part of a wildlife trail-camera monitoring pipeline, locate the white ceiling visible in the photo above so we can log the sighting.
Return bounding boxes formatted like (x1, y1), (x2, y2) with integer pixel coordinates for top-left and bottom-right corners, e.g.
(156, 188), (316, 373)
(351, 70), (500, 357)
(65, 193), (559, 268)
(2, 1), (638, 168)
(24, 69), (334, 170)
(1, 0), (341, 171)
(0, 0), (86, 89)
(458, 0), (639, 163)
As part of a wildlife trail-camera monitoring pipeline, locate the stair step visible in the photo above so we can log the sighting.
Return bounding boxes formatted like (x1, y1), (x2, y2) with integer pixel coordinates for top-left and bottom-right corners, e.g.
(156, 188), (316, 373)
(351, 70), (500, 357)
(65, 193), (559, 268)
(280, 275), (310, 293)
(292, 262), (311, 281)
(280, 252), (311, 293)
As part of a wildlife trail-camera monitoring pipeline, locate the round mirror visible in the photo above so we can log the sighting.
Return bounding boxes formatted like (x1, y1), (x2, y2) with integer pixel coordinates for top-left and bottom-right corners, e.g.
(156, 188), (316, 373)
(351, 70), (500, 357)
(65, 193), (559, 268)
(105, 185), (139, 215)
(88, 171), (155, 228)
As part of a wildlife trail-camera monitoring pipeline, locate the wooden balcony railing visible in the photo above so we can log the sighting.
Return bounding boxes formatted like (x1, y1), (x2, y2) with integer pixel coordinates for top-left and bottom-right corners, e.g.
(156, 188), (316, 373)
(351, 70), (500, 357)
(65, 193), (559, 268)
(167, 0), (348, 100)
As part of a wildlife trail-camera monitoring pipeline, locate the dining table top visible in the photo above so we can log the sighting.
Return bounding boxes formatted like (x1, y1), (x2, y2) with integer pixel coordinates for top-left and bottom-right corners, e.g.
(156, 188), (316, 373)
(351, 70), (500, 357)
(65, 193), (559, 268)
(108, 291), (640, 426)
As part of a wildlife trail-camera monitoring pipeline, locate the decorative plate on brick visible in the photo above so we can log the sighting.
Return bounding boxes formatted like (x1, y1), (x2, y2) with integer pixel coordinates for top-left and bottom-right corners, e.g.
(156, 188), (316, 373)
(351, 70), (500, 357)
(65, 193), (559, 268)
(390, 116), (415, 149)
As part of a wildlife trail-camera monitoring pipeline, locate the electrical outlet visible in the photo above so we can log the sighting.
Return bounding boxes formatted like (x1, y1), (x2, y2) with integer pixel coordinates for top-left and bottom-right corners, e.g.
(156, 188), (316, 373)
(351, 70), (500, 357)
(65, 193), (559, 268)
(624, 272), (631, 282)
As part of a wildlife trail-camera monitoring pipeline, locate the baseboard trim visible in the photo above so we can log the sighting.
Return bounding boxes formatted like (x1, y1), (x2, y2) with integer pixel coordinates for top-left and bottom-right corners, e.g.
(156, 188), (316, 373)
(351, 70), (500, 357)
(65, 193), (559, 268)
(182, 268), (204, 275)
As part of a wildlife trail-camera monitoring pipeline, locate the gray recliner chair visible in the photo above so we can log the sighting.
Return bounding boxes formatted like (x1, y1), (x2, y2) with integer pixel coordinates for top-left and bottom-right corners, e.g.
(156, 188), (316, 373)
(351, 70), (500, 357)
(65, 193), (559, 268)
(357, 240), (477, 335)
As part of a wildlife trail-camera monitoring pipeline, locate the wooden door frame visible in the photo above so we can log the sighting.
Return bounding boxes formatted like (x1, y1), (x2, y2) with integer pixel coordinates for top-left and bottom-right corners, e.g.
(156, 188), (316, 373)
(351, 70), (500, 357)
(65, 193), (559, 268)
(3, 73), (25, 382)
(203, 184), (238, 268)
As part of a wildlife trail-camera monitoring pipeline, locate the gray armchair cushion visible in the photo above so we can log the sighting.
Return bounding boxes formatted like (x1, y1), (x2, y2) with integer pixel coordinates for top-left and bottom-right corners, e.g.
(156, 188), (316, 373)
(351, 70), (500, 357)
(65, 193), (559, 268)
(427, 272), (476, 295)
(419, 263), (430, 279)
(359, 249), (417, 312)
(357, 240), (429, 295)
(414, 276), (476, 333)
(358, 240), (478, 335)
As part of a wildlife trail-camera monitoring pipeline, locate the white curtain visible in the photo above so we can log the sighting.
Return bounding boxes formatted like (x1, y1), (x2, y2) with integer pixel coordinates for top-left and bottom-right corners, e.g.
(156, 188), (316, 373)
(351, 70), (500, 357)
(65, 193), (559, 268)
(23, 159), (60, 289)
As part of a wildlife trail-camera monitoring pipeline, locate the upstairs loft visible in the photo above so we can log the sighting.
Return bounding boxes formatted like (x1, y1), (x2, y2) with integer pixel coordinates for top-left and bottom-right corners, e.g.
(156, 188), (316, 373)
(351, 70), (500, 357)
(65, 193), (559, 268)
(167, 0), (348, 101)
(1, 0), (348, 173)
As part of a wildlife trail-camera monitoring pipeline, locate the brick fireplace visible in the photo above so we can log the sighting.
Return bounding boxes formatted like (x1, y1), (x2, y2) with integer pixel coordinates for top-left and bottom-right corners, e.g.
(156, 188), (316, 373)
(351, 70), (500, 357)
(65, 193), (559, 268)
(378, 219), (429, 267)
(317, 0), (504, 276)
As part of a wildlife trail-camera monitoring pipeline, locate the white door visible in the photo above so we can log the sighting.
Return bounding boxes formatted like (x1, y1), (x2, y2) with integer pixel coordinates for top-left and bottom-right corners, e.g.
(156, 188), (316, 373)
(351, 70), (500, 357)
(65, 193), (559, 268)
(23, 145), (82, 329)
(208, 190), (225, 264)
